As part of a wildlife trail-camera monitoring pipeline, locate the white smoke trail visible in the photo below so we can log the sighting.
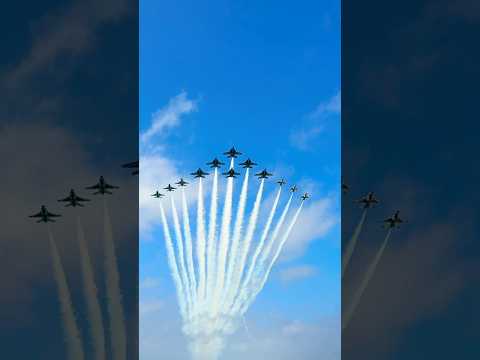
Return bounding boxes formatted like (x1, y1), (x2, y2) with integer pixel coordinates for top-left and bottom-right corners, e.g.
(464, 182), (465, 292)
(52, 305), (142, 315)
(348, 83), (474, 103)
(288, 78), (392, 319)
(342, 229), (393, 330)
(342, 209), (367, 278)
(76, 217), (105, 360)
(197, 178), (208, 308)
(235, 186), (282, 313)
(234, 193), (293, 312)
(222, 169), (250, 313)
(238, 201), (304, 315)
(205, 172), (218, 308)
(102, 198), (127, 360)
(182, 188), (197, 317)
(212, 160), (234, 316)
(225, 180), (265, 316)
(171, 195), (193, 318)
(47, 226), (85, 360)
(159, 202), (188, 322)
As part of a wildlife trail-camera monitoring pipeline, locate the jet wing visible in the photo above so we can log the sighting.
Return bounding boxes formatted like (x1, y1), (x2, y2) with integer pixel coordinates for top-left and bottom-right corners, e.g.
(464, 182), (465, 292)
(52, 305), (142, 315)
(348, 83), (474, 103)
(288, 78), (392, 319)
(86, 184), (100, 189)
(76, 196), (90, 201)
(104, 183), (119, 189)
(58, 196), (71, 202)
(47, 211), (61, 217)
(29, 212), (43, 218)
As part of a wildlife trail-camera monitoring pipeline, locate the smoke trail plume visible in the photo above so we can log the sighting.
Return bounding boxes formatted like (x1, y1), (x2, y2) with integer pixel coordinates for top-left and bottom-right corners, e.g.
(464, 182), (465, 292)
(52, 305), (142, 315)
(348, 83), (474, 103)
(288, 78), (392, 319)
(342, 209), (367, 278)
(47, 226), (85, 360)
(171, 196), (193, 317)
(222, 169), (250, 313)
(235, 186), (282, 312)
(76, 217), (105, 360)
(224, 179), (264, 316)
(182, 188), (197, 316)
(213, 166), (234, 316)
(103, 199), (127, 360)
(159, 202), (188, 321)
(197, 178), (208, 307)
(342, 229), (393, 330)
(238, 201), (304, 315)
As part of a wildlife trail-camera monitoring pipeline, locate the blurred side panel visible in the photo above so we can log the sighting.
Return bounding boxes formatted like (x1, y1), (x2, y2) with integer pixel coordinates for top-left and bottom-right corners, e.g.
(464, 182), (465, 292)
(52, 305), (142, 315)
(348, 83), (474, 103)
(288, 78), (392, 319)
(342, 0), (480, 358)
(0, 1), (138, 359)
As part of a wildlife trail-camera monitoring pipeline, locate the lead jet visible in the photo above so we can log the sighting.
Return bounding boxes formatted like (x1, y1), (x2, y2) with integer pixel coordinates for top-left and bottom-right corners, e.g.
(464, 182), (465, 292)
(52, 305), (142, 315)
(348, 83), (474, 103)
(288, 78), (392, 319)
(239, 158), (257, 168)
(176, 178), (189, 187)
(191, 168), (209, 178)
(255, 169), (273, 179)
(58, 189), (90, 207)
(224, 147), (242, 158)
(86, 176), (119, 195)
(277, 179), (287, 186)
(164, 184), (176, 192)
(122, 161), (139, 175)
(357, 192), (379, 209)
(151, 191), (164, 198)
(383, 210), (404, 228)
(301, 193), (310, 201)
(223, 168), (240, 178)
(207, 158), (224, 168)
(290, 185), (298, 193)
(29, 205), (61, 223)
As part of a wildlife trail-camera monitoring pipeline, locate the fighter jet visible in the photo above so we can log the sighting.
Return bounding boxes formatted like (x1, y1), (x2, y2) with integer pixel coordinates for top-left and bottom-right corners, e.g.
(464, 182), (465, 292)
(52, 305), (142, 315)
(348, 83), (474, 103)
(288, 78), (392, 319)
(239, 158), (257, 168)
(29, 205), (61, 223)
(255, 169), (273, 179)
(207, 158), (224, 168)
(191, 168), (209, 178)
(85, 176), (119, 195)
(290, 185), (298, 193)
(164, 184), (176, 192)
(223, 168), (240, 178)
(301, 193), (310, 201)
(357, 192), (379, 209)
(224, 147), (242, 158)
(122, 161), (139, 175)
(277, 179), (287, 186)
(151, 191), (164, 198)
(342, 181), (349, 194)
(58, 189), (90, 207)
(382, 210), (404, 228)
(176, 178), (189, 187)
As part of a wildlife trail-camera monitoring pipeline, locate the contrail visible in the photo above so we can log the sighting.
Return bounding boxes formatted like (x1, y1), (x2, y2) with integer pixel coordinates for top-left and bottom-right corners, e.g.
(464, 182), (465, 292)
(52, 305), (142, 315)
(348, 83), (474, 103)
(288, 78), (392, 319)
(235, 193), (293, 312)
(235, 186), (282, 312)
(239, 201), (304, 315)
(222, 168), (250, 313)
(171, 195), (193, 318)
(198, 177), (208, 307)
(159, 202), (188, 321)
(342, 209), (367, 278)
(212, 159), (235, 316)
(342, 229), (393, 330)
(226, 179), (265, 315)
(47, 226), (85, 360)
(182, 188), (197, 316)
(205, 172), (218, 308)
(103, 198), (127, 360)
(76, 217), (105, 360)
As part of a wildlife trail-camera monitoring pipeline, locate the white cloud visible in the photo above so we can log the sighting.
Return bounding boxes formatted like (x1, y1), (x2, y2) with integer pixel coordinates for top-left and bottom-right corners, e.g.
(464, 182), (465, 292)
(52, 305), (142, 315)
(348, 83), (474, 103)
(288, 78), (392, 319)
(290, 90), (340, 151)
(279, 265), (318, 284)
(141, 91), (198, 145)
(140, 299), (164, 316)
(281, 196), (338, 260)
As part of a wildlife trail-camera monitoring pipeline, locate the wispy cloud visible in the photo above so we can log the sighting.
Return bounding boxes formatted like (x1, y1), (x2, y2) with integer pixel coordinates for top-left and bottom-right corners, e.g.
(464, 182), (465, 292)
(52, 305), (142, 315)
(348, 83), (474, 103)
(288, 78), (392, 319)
(140, 91), (198, 145)
(279, 265), (318, 284)
(290, 91), (341, 151)
(139, 92), (199, 237)
(140, 299), (164, 316)
(140, 277), (161, 290)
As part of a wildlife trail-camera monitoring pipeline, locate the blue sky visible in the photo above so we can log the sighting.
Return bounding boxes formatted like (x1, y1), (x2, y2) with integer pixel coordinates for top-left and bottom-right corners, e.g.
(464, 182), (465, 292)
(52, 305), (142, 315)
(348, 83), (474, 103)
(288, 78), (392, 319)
(139, 1), (340, 358)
